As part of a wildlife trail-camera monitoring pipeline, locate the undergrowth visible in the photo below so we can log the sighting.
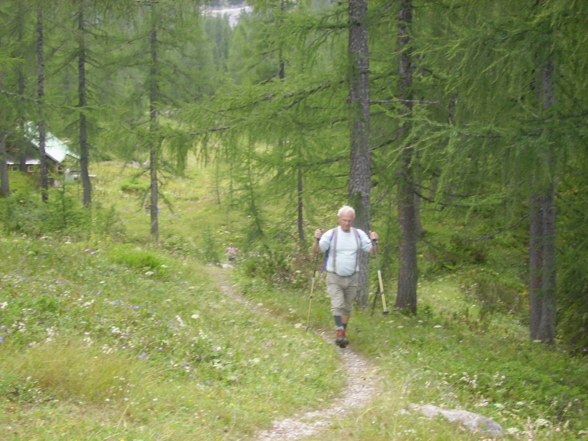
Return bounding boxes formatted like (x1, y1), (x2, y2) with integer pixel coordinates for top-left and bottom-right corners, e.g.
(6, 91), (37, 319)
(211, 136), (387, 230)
(234, 263), (588, 440)
(0, 234), (343, 440)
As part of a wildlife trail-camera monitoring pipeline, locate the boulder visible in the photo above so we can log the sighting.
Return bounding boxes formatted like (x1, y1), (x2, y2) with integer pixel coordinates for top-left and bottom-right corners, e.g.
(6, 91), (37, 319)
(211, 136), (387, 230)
(411, 404), (503, 437)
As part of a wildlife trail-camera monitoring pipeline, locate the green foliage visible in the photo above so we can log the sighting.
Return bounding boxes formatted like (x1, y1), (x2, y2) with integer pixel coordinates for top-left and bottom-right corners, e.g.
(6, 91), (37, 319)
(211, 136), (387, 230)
(0, 234), (342, 439)
(238, 270), (588, 439)
(119, 178), (149, 193)
(240, 247), (307, 288)
(199, 227), (221, 263)
(461, 268), (527, 320)
(0, 185), (123, 240)
(420, 231), (489, 277)
(105, 244), (169, 273)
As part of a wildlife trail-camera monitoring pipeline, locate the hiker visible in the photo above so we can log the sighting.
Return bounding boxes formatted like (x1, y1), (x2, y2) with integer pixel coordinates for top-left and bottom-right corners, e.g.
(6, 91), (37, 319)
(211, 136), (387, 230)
(226, 244), (238, 262)
(312, 205), (378, 348)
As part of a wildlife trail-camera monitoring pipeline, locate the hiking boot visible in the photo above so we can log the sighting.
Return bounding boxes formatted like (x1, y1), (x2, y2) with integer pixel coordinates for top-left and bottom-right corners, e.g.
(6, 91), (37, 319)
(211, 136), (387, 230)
(335, 329), (349, 348)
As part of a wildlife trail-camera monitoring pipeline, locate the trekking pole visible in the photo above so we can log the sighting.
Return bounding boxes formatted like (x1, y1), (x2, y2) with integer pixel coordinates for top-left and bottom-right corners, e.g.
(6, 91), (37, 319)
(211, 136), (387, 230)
(370, 284), (379, 317)
(306, 235), (321, 330)
(373, 240), (390, 315)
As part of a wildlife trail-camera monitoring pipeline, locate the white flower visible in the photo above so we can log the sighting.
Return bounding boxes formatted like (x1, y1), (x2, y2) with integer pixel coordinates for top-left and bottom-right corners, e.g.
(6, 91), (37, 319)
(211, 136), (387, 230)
(535, 418), (550, 427)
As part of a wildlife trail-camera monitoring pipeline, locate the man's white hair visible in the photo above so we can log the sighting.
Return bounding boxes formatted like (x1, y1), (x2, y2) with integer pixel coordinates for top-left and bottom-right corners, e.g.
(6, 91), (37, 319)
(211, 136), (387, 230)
(337, 205), (355, 217)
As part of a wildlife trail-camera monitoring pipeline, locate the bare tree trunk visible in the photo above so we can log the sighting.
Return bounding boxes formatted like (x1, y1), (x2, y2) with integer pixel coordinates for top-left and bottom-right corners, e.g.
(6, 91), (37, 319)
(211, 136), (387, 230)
(529, 191), (543, 339)
(15, 4), (29, 175)
(149, 9), (159, 241)
(0, 131), (8, 197)
(37, 8), (49, 203)
(395, 0), (417, 314)
(348, 0), (371, 306)
(529, 58), (557, 344)
(297, 163), (306, 249)
(78, 0), (92, 207)
(529, 186), (557, 343)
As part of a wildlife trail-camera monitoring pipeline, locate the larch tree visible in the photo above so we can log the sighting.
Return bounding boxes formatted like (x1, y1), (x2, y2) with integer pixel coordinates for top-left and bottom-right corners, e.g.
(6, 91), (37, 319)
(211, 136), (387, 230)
(36, 5), (49, 202)
(347, 0), (372, 306)
(394, 0), (417, 314)
(427, 0), (588, 343)
(76, 0), (92, 207)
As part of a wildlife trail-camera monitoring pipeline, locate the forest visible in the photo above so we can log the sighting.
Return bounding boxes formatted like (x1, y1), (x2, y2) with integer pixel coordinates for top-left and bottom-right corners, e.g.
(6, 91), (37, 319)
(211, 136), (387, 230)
(3, 0), (584, 347)
(0, 0), (587, 439)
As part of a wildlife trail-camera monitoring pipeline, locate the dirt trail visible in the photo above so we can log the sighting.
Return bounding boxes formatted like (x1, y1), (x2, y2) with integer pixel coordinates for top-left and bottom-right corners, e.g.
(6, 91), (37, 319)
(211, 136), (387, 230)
(207, 266), (382, 441)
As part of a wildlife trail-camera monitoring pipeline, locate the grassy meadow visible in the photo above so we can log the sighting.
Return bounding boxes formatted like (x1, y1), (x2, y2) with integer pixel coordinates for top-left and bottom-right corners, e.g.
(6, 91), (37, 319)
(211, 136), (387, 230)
(0, 160), (586, 440)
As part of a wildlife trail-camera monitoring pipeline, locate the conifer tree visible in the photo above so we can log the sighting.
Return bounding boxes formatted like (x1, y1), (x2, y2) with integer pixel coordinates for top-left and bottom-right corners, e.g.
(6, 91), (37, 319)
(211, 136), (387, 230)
(36, 5), (49, 202)
(394, 0), (417, 314)
(348, 0), (371, 305)
(425, 0), (588, 343)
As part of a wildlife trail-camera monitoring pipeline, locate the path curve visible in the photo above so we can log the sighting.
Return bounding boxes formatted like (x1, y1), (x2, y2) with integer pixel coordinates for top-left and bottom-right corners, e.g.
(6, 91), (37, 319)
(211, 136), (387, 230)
(206, 265), (382, 441)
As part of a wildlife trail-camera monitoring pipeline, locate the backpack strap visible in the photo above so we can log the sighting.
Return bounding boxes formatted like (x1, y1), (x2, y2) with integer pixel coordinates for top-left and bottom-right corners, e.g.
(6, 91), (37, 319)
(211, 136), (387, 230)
(332, 228), (339, 272)
(320, 227), (361, 274)
(320, 228), (336, 273)
(352, 227), (360, 272)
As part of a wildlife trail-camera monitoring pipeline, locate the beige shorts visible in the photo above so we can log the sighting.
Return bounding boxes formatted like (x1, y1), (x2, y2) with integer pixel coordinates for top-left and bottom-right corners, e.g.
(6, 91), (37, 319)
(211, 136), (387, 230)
(326, 272), (359, 317)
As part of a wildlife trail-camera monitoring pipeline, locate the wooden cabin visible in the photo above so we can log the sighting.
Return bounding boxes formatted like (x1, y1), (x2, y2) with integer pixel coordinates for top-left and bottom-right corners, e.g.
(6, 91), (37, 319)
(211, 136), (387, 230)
(5, 124), (79, 185)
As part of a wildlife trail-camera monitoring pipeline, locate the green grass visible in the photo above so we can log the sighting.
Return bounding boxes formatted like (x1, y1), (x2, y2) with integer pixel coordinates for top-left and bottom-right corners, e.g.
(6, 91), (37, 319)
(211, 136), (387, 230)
(1, 159), (587, 440)
(0, 235), (343, 440)
(239, 271), (588, 440)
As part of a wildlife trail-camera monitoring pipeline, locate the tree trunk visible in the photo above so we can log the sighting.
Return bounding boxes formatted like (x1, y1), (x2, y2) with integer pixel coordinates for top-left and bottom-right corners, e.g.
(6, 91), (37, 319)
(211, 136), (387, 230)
(16, 4), (29, 176)
(37, 8), (49, 203)
(395, 0), (417, 314)
(529, 58), (557, 344)
(529, 191), (543, 339)
(78, 0), (92, 207)
(149, 8), (159, 241)
(0, 131), (9, 197)
(348, 0), (371, 306)
(297, 163), (306, 249)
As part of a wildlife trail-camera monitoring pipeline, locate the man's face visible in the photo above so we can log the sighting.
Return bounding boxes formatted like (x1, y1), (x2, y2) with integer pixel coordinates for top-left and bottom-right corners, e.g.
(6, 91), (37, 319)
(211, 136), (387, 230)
(338, 211), (354, 232)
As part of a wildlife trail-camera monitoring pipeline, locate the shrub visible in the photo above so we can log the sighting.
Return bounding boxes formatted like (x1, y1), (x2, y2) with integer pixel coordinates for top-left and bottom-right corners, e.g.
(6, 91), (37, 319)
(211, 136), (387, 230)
(461, 268), (527, 319)
(120, 179), (149, 193)
(0, 186), (124, 240)
(105, 244), (168, 273)
(240, 248), (305, 287)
